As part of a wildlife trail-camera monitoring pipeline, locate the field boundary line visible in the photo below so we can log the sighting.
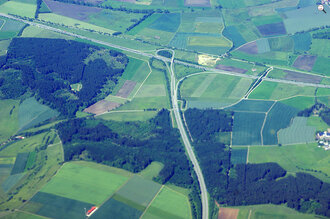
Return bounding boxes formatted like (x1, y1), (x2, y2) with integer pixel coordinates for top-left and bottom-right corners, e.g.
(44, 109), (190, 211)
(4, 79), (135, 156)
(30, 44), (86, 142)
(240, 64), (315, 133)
(248, 209), (252, 219)
(260, 101), (277, 146)
(139, 185), (164, 219)
(129, 60), (153, 100)
(0, 19), (6, 31)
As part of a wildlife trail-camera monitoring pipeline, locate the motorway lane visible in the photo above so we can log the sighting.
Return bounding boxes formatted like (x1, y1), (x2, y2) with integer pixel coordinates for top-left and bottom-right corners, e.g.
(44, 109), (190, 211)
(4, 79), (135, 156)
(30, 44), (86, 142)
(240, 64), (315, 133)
(1, 13), (329, 89)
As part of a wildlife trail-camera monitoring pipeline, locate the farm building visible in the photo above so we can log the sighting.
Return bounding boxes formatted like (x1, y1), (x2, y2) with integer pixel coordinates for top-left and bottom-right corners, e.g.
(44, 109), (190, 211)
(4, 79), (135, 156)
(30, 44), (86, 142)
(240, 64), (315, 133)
(316, 129), (330, 150)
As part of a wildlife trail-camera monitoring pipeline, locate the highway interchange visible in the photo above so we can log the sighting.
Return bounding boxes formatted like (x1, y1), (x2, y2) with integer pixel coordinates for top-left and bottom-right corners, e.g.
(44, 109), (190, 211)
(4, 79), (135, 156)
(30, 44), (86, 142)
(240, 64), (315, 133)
(1, 13), (329, 219)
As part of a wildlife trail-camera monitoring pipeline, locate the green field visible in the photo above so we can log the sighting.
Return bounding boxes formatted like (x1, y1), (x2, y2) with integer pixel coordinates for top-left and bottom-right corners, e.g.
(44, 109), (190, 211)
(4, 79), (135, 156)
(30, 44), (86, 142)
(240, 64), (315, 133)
(38, 13), (114, 34)
(40, 162), (129, 205)
(236, 204), (323, 219)
(307, 116), (329, 131)
(142, 187), (191, 219)
(248, 143), (330, 183)
(0, 99), (19, 143)
(138, 161), (163, 180)
(280, 96), (315, 110)
(249, 81), (316, 100)
(231, 147), (248, 164)
(188, 36), (232, 47)
(18, 97), (59, 131)
(97, 111), (157, 121)
(21, 25), (73, 39)
(0, 1), (36, 18)
(0, 39), (10, 55)
(252, 14), (283, 26)
(310, 39), (330, 58)
(181, 74), (252, 108)
(278, 117), (316, 145)
(312, 56), (330, 76)
(2, 211), (46, 219)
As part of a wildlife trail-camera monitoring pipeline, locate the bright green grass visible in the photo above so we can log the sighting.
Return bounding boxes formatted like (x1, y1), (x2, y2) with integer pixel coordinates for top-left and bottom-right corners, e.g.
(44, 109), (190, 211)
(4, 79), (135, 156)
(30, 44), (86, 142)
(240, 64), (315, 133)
(252, 14), (283, 26)
(248, 143), (330, 183)
(135, 84), (166, 97)
(88, 9), (144, 32)
(307, 116), (329, 131)
(188, 36), (232, 47)
(137, 27), (175, 45)
(21, 25), (73, 39)
(0, 99), (19, 143)
(127, 13), (162, 35)
(191, 74), (216, 97)
(97, 111), (157, 121)
(0, 1), (36, 18)
(0, 157), (15, 164)
(138, 161), (163, 180)
(39, 13), (114, 34)
(117, 96), (170, 110)
(142, 187), (191, 219)
(2, 210), (45, 219)
(249, 81), (316, 101)
(280, 96), (315, 110)
(236, 204), (322, 219)
(40, 162), (130, 205)
(310, 39), (330, 57)
(122, 58), (144, 80)
(268, 68), (287, 79)
(24, 151), (37, 171)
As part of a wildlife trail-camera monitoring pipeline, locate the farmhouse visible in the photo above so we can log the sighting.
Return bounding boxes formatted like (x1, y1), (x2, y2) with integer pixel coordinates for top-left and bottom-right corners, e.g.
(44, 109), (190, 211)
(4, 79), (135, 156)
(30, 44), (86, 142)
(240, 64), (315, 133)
(316, 129), (330, 150)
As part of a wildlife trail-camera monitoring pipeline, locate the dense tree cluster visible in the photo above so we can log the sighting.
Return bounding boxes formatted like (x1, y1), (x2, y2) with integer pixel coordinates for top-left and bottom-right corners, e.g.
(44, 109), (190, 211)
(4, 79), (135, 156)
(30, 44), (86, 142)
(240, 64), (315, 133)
(312, 31), (330, 39)
(56, 109), (193, 187)
(298, 102), (330, 125)
(184, 108), (330, 217)
(0, 38), (127, 115)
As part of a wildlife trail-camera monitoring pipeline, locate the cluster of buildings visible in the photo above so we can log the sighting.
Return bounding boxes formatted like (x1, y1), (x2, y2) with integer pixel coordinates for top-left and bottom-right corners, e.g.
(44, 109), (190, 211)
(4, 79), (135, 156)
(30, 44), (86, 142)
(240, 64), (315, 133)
(316, 129), (330, 150)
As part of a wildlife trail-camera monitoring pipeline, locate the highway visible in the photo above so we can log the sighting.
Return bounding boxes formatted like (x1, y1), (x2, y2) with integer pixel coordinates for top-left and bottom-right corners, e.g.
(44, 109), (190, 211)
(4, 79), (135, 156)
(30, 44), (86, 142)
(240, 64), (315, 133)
(162, 49), (209, 219)
(1, 13), (330, 89)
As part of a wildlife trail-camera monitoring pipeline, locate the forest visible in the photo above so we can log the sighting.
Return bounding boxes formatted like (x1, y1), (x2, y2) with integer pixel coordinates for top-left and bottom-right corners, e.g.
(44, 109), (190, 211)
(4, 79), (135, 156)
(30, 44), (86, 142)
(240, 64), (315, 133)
(184, 108), (330, 217)
(0, 38), (128, 115)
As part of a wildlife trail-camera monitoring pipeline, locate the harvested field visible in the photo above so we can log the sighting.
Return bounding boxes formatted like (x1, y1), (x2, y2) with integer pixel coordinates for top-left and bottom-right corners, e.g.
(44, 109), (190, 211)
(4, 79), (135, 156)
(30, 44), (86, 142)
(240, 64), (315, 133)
(43, 0), (101, 21)
(238, 41), (258, 54)
(84, 100), (120, 115)
(216, 64), (247, 74)
(292, 55), (317, 71)
(116, 80), (137, 98)
(184, 0), (210, 7)
(283, 70), (322, 84)
(218, 208), (239, 219)
(257, 22), (287, 36)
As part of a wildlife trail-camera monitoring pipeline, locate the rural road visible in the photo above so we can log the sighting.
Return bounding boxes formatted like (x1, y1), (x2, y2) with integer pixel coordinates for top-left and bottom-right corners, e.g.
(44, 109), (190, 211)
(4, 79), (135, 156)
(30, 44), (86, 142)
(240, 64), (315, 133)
(158, 49), (209, 219)
(1, 13), (330, 89)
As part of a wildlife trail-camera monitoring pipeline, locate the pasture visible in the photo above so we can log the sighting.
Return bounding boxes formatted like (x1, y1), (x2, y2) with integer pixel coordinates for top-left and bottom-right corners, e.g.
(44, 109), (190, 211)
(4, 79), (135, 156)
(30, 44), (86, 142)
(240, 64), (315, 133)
(0, 99), (19, 143)
(2, 173), (25, 193)
(310, 39), (330, 58)
(293, 32), (311, 52)
(307, 116), (329, 131)
(236, 204), (321, 219)
(21, 25), (73, 39)
(142, 187), (191, 219)
(148, 13), (180, 33)
(188, 36), (232, 47)
(262, 102), (298, 145)
(248, 143), (330, 183)
(268, 36), (293, 52)
(232, 112), (265, 146)
(38, 13), (114, 34)
(40, 162), (129, 205)
(138, 161), (163, 180)
(0, 18), (26, 32)
(248, 81), (317, 100)
(280, 96), (315, 110)
(312, 56), (330, 76)
(0, 1), (36, 18)
(127, 13), (162, 35)
(18, 97), (59, 131)
(10, 153), (29, 175)
(278, 117), (316, 145)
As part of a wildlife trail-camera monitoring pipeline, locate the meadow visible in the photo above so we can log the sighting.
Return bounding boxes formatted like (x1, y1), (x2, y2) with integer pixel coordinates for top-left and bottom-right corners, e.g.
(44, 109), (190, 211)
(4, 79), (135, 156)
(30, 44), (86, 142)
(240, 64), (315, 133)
(18, 97), (59, 132)
(40, 162), (130, 205)
(248, 143), (330, 183)
(0, 1), (36, 18)
(21, 25), (73, 39)
(0, 99), (19, 143)
(98, 111), (157, 121)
